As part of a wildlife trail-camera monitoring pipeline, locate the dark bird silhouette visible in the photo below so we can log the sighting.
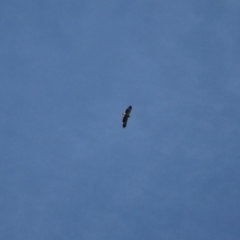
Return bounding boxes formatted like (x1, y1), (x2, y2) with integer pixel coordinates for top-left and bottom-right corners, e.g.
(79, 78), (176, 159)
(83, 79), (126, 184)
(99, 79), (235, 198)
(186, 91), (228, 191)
(122, 106), (132, 128)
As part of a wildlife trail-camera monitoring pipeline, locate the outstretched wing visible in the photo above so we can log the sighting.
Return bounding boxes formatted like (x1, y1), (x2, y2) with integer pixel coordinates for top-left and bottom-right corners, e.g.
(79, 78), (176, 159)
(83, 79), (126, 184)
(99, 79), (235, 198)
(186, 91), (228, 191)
(122, 115), (128, 128)
(125, 106), (132, 115)
(122, 106), (132, 128)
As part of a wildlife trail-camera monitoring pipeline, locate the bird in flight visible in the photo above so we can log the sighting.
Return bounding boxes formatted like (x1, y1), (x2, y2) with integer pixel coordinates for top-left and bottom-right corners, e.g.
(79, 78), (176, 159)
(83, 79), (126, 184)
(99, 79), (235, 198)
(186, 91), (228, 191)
(122, 106), (132, 128)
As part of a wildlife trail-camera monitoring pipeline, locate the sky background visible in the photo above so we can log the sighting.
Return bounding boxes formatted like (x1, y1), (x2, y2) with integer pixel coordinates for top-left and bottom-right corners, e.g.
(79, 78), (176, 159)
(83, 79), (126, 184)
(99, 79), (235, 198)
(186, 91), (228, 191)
(1, 1), (240, 239)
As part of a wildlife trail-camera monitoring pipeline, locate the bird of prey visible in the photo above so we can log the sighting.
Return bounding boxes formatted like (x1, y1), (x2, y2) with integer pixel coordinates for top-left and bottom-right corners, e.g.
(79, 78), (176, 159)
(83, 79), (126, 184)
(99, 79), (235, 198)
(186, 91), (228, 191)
(122, 106), (132, 128)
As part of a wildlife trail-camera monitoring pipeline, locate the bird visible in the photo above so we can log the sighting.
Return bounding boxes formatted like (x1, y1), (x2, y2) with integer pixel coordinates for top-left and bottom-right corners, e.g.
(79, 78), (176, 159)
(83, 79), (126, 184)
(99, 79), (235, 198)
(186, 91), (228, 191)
(122, 106), (132, 128)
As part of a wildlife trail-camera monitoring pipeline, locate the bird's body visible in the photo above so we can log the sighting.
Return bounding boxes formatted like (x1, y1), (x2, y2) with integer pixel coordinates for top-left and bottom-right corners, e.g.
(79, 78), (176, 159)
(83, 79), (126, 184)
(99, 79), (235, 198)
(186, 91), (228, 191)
(122, 106), (132, 128)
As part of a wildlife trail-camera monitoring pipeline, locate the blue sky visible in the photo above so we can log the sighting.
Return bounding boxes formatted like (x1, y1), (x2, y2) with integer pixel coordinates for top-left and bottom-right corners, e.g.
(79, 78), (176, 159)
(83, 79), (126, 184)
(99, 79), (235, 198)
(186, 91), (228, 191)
(1, 1), (240, 239)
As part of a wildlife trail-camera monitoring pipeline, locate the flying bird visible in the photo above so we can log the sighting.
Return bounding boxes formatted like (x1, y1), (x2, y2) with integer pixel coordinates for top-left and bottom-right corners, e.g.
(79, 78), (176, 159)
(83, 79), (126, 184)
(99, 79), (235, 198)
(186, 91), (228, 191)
(122, 106), (132, 128)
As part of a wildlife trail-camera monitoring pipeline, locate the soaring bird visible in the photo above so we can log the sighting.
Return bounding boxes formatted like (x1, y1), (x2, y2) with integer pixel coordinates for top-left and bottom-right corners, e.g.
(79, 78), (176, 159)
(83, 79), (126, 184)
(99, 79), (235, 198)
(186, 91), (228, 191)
(122, 106), (132, 128)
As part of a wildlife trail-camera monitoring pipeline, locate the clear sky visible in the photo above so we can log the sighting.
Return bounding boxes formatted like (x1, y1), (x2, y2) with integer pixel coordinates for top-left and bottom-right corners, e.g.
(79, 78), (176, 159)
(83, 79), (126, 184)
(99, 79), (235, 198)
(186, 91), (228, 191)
(1, 1), (240, 239)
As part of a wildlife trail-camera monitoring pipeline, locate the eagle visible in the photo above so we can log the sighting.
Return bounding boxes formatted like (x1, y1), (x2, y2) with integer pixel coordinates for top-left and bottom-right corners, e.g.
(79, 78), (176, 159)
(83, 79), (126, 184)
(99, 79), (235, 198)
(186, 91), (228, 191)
(122, 106), (132, 128)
